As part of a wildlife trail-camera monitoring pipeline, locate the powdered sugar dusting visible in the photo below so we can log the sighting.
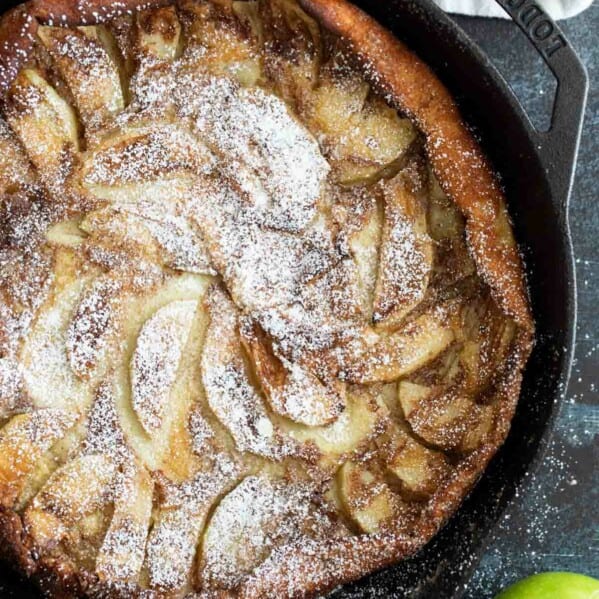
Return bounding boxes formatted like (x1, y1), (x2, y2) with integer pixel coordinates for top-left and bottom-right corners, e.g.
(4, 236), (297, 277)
(201, 475), (330, 589)
(146, 456), (241, 591)
(0, 358), (27, 418)
(67, 277), (122, 380)
(179, 74), (329, 233)
(130, 299), (197, 433)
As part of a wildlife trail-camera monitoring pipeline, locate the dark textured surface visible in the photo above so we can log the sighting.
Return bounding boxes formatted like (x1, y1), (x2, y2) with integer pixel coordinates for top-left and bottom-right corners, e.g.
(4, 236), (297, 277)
(454, 6), (599, 598)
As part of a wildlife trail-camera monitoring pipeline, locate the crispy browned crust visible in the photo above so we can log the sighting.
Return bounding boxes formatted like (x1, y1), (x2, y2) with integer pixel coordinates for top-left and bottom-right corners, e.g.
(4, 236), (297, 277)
(0, 0), (534, 597)
(0, 507), (84, 598)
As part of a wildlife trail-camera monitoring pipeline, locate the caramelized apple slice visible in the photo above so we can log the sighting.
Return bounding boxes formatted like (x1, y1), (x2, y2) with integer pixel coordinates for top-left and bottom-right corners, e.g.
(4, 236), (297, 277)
(178, 0), (262, 86)
(130, 300), (198, 434)
(84, 379), (127, 456)
(347, 197), (383, 314)
(0, 118), (37, 195)
(146, 463), (241, 591)
(242, 324), (345, 426)
(387, 438), (450, 498)
(80, 207), (164, 269)
(397, 381), (433, 416)
(201, 476), (326, 589)
(373, 161), (433, 329)
(25, 454), (116, 550)
(4, 69), (80, 194)
(181, 76), (329, 233)
(258, 0), (322, 100)
(81, 205), (215, 275)
(146, 504), (201, 591)
(201, 286), (287, 459)
(338, 460), (402, 533)
(303, 68), (416, 185)
(427, 172), (465, 241)
(101, 274), (211, 476)
(0, 358), (27, 420)
(67, 277), (123, 381)
(20, 277), (94, 412)
(196, 207), (335, 312)
(45, 220), (87, 247)
(135, 6), (182, 63)
(341, 309), (456, 385)
(232, 1), (263, 42)
(427, 171), (476, 288)
(281, 387), (382, 466)
(95, 463), (153, 584)
(38, 25), (126, 131)
(459, 296), (517, 393)
(399, 381), (495, 452)
(382, 423), (450, 498)
(80, 120), (211, 200)
(0, 410), (77, 507)
(79, 120), (216, 272)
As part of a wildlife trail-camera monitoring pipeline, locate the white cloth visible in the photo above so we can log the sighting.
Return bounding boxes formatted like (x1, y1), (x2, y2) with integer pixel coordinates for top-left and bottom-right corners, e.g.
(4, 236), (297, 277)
(433, 0), (593, 19)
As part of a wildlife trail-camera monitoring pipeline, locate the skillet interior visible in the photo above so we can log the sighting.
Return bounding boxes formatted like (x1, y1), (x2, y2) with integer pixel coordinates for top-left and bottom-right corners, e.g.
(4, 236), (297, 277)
(0, 0), (575, 597)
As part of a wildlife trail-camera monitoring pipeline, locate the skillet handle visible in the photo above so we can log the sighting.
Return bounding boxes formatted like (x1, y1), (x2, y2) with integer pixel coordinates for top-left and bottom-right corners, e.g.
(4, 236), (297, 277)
(495, 0), (588, 207)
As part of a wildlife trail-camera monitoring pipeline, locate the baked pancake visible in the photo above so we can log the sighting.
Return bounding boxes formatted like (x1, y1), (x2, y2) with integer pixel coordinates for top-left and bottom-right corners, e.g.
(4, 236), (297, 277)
(0, 0), (534, 596)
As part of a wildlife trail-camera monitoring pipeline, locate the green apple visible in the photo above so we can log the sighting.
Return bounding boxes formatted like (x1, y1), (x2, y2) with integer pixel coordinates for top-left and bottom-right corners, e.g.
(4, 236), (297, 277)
(496, 572), (599, 599)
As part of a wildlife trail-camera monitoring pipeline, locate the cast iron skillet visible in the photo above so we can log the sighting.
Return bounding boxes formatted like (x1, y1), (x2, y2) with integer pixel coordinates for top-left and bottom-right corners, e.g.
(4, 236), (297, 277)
(0, 0), (588, 597)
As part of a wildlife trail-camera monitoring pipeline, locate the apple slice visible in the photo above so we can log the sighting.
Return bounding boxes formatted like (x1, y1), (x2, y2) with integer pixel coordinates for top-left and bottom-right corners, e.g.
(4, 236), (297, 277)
(382, 422), (451, 498)
(0, 409), (77, 508)
(80, 205), (215, 275)
(0, 118), (37, 195)
(200, 476), (324, 589)
(347, 198), (383, 315)
(399, 381), (495, 452)
(201, 286), (288, 459)
(130, 300), (198, 434)
(146, 464), (241, 591)
(373, 161), (433, 329)
(146, 504), (203, 591)
(281, 387), (383, 467)
(341, 309), (456, 385)
(80, 120), (212, 199)
(427, 171), (476, 288)
(45, 220), (87, 248)
(0, 358), (27, 420)
(5, 69), (80, 194)
(180, 76), (328, 233)
(20, 277), (94, 412)
(38, 25), (126, 131)
(302, 65), (417, 185)
(338, 460), (402, 534)
(95, 463), (153, 584)
(129, 7), (182, 112)
(257, 0), (322, 101)
(242, 324), (345, 427)
(67, 277), (122, 381)
(25, 454), (116, 550)
(459, 296), (517, 393)
(136, 6), (182, 63)
(177, 0), (262, 86)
